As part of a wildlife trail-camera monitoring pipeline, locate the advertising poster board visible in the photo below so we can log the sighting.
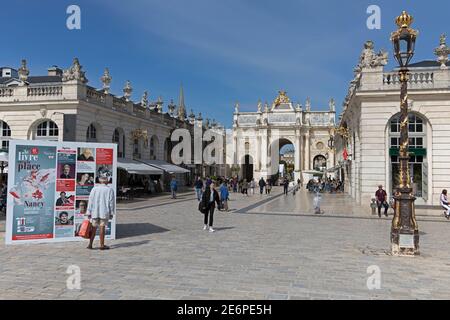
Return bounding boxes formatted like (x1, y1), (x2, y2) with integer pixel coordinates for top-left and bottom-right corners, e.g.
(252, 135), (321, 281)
(5, 140), (117, 245)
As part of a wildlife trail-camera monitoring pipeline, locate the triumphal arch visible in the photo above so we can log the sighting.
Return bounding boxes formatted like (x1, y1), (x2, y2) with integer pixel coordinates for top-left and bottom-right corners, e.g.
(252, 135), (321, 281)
(232, 91), (336, 183)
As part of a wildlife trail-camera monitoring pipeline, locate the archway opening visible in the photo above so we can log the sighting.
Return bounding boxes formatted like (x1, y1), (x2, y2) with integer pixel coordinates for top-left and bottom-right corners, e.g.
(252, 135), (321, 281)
(270, 138), (295, 183)
(313, 155), (327, 172)
(243, 155), (253, 182)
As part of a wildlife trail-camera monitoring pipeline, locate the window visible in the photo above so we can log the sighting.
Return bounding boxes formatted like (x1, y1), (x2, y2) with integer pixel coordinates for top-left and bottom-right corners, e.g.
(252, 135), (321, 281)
(112, 129), (125, 158)
(133, 139), (141, 159)
(390, 137), (399, 148)
(36, 121), (58, 139)
(113, 129), (119, 143)
(164, 139), (172, 162)
(150, 136), (157, 160)
(0, 121), (11, 150)
(313, 155), (327, 172)
(389, 113), (427, 199)
(391, 114), (424, 134)
(389, 114), (425, 148)
(86, 124), (97, 142)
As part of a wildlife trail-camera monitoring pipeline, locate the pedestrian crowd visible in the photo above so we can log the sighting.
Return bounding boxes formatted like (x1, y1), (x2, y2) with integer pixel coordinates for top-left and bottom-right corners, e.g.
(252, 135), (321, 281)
(193, 175), (282, 232)
(306, 177), (344, 194)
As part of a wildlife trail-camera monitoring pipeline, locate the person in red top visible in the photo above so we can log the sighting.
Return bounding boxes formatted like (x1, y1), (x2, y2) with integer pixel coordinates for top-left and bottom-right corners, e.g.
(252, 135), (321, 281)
(375, 185), (389, 218)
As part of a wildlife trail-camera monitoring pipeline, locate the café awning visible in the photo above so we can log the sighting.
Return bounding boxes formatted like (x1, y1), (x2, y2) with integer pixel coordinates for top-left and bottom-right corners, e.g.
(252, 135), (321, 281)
(326, 165), (342, 173)
(117, 159), (163, 175)
(0, 151), (8, 162)
(138, 159), (190, 174)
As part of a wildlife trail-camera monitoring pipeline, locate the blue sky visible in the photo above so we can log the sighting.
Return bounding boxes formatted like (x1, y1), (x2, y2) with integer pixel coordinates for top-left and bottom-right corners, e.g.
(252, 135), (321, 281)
(2, 0), (449, 126)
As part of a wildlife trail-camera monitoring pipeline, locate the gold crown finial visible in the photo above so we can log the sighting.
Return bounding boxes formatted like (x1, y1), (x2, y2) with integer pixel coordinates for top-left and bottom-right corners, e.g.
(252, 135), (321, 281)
(274, 90), (290, 106)
(396, 11), (413, 28)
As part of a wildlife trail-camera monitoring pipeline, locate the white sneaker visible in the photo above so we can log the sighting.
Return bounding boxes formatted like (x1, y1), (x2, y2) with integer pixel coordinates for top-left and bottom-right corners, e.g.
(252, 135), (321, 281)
(203, 225), (208, 230)
(209, 227), (215, 233)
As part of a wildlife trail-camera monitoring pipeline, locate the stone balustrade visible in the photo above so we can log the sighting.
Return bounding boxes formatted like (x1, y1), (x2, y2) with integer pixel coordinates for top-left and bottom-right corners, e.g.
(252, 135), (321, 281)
(0, 88), (13, 97)
(27, 85), (63, 97)
(0, 82), (190, 130)
(133, 104), (145, 117)
(383, 71), (435, 88)
(86, 86), (105, 104)
(112, 97), (128, 113)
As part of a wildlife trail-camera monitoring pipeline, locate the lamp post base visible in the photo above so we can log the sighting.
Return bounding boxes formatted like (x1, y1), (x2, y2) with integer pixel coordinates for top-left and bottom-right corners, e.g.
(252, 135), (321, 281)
(391, 187), (420, 256)
(391, 229), (420, 256)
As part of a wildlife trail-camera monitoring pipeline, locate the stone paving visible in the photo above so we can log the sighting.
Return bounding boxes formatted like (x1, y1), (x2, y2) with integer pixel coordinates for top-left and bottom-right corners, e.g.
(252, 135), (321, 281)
(0, 188), (450, 300)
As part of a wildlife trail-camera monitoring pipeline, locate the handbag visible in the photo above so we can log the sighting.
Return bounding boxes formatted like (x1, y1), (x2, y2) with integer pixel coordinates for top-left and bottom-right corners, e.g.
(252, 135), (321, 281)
(78, 219), (92, 239)
(198, 201), (207, 214)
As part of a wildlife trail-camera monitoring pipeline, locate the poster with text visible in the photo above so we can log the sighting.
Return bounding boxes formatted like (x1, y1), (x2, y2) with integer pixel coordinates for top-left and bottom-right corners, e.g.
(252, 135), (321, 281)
(6, 141), (117, 245)
(8, 145), (57, 241)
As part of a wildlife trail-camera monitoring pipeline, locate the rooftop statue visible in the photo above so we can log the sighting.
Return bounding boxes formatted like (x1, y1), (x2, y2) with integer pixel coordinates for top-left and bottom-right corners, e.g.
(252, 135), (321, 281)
(62, 58), (88, 83)
(359, 41), (388, 69)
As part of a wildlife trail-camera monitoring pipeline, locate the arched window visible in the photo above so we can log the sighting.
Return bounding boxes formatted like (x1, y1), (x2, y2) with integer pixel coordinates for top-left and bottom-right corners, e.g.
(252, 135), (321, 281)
(164, 138), (172, 162)
(390, 114), (424, 147)
(133, 139), (141, 159)
(313, 155), (327, 172)
(112, 128), (125, 158)
(0, 121), (11, 150)
(36, 120), (59, 140)
(389, 113), (427, 199)
(150, 136), (158, 160)
(86, 124), (97, 142)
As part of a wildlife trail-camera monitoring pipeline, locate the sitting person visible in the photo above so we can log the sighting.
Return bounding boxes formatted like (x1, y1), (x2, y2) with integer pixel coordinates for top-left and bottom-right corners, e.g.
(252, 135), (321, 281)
(441, 189), (450, 220)
(375, 185), (389, 218)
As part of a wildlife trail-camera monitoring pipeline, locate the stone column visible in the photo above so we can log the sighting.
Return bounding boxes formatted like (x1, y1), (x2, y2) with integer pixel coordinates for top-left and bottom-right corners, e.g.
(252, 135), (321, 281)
(304, 130), (310, 170)
(233, 135), (238, 165)
(329, 144), (335, 175)
(295, 132), (301, 180)
(261, 130), (268, 178)
(256, 133), (261, 171)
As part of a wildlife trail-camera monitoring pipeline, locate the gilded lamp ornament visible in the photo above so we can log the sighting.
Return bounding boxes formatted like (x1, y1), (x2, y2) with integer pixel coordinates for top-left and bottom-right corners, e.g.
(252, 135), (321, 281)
(390, 11), (418, 68)
(334, 126), (349, 139)
(131, 128), (148, 146)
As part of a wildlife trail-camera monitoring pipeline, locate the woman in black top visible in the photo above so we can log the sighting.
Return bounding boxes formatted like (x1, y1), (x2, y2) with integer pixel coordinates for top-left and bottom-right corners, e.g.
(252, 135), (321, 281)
(201, 183), (221, 232)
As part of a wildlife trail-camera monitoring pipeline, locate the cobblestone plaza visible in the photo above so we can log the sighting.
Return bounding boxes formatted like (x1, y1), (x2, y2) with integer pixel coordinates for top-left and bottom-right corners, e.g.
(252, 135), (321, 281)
(1, 188), (449, 300)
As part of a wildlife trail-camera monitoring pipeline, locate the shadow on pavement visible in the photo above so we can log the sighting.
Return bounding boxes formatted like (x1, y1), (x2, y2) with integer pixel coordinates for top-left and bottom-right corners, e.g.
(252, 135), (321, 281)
(111, 240), (151, 249)
(118, 197), (196, 211)
(213, 227), (235, 232)
(116, 223), (170, 239)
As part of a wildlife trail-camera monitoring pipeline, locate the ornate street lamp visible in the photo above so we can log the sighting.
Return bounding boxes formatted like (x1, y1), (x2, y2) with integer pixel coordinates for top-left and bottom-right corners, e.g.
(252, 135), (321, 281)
(390, 11), (419, 256)
(327, 136), (334, 150)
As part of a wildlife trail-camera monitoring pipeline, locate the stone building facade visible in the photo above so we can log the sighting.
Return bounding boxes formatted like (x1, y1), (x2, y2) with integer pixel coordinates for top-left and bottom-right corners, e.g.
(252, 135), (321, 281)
(335, 36), (450, 207)
(0, 58), (225, 187)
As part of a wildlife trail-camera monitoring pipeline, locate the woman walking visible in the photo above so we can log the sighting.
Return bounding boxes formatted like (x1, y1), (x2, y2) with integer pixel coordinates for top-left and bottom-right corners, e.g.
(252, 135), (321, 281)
(266, 179), (272, 195)
(201, 182), (221, 232)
